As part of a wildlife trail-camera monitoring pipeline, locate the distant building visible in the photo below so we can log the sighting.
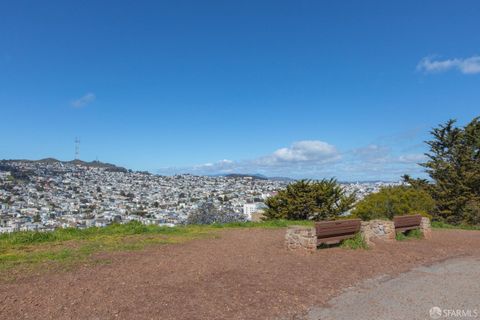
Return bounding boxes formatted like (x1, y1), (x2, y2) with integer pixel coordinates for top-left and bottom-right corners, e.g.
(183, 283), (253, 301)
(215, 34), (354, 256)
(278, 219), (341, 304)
(243, 203), (266, 220)
(0, 171), (10, 178)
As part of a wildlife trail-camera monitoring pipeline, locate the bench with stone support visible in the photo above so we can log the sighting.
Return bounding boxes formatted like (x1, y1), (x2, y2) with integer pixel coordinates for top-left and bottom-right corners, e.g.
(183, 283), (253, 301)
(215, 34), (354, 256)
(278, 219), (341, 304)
(315, 219), (362, 245)
(285, 215), (432, 252)
(393, 214), (422, 234)
(285, 219), (362, 252)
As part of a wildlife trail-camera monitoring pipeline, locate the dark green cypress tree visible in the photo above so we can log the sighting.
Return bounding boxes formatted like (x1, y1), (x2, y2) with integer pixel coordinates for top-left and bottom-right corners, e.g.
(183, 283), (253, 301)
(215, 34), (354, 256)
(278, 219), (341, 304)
(421, 117), (480, 224)
(264, 179), (356, 221)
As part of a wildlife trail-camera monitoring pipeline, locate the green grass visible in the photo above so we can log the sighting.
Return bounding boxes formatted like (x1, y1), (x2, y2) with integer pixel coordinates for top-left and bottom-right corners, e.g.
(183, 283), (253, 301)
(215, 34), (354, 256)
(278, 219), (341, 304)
(0, 222), (194, 246)
(340, 233), (368, 250)
(395, 229), (424, 241)
(209, 219), (314, 229)
(0, 220), (313, 275)
(431, 221), (480, 230)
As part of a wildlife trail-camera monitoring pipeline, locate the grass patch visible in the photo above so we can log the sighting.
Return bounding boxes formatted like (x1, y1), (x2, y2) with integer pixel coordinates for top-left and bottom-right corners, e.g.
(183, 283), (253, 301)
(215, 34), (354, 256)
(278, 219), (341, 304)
(396, 229), (424, 241)
(431, 221), (480, 230)
(340, 233), (368, 250)
(0, 219), (312, 275)
(210, 219), (313, 229)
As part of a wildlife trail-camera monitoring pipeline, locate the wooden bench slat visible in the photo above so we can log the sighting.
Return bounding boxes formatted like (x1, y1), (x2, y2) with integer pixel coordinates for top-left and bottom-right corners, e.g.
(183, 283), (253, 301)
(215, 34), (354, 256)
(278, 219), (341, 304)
(395, 223), (420, 227)
(316, 226), (360, 235)
(315, 219), (361, 245)
(316, 222), (361, 228)
(394, 215), (422, 233)
(393, 218), (421, 223)
(394, 215), (421, 222)
(315, 219), (361, 225)
(393, 215), (422, 220)
(315, 220), (360, 228)
(394, 219), (421, 224)
(394, 217), (420, 220)
(316, 224), (361, 231)
(394, 219), (421, 223)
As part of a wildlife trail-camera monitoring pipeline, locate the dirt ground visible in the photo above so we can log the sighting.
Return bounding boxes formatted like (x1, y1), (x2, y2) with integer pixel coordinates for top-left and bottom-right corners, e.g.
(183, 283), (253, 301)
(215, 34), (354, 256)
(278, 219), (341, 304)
(1, 228), (479, 320)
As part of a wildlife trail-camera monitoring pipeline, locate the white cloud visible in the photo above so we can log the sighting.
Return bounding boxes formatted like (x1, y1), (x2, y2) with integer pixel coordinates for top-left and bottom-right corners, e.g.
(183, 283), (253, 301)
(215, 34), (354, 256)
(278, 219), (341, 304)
(71, 93), (96, 108)
(259, 140), (341, 165)
(193, 159), (234, 171)
(417, 56), (480, 74)
(156, 140), (428, 181)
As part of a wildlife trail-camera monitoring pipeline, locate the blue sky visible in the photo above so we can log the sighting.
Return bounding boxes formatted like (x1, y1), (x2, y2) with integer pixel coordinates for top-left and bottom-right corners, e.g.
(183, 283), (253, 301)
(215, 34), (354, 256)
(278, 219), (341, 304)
(1, 1), (479, 181)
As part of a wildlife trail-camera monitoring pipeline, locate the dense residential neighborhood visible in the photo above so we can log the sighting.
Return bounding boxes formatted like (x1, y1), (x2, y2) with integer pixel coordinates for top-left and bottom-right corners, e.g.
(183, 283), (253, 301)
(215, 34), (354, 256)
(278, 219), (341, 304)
(0, 159), (402, 233)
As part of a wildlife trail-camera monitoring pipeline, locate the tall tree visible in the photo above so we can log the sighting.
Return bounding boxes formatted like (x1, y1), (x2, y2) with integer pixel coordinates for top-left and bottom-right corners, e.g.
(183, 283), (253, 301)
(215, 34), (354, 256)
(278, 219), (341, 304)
(420, 117), (480, 224)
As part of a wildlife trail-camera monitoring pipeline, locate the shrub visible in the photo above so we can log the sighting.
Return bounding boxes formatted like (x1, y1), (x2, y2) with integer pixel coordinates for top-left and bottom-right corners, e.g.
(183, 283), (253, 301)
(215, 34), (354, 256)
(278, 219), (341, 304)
(463, 200), (480, 226)
(340, 233), (368, 249)
(431, 221), (480, 230)
(352, 186), (435, 221)
(263, 179), (356, 221)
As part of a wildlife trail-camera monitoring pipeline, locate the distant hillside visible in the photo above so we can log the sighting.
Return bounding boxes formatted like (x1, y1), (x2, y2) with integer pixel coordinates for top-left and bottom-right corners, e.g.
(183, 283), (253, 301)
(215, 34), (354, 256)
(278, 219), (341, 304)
(66, 160), (128, 172)
(37, 158), (61, 164)
(268, 176), (296, 182)
(212, 173), (295, 181)
(3, 158), (128, 173)
(224, 173), (268, 180)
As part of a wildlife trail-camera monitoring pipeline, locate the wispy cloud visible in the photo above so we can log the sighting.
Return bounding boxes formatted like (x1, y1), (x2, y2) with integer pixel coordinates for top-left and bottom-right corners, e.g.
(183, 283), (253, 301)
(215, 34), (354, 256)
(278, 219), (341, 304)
(352, 144), (390, 163)
(397, 153), (427, 163)
(157, 140), (426, 181)
(71, 93), (96, 108)
(417, 56), (480, 74)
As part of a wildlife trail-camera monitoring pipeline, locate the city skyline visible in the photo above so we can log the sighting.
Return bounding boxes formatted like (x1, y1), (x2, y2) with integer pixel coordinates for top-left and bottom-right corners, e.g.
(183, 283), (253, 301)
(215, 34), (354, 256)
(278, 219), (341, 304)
(1, 1), (480, 180)
(0, 158), (402, 234)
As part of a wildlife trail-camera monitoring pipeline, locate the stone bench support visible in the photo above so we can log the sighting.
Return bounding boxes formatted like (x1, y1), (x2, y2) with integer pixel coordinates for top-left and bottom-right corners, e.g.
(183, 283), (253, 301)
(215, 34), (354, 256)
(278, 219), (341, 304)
(420, 217), (432, 239)
(285, 226), (317, 252)
(360, 220), (395, 246)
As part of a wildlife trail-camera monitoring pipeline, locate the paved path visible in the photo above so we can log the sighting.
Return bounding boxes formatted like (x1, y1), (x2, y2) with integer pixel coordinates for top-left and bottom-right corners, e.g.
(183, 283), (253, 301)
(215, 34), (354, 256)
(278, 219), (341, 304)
(305, 257), (480, 320)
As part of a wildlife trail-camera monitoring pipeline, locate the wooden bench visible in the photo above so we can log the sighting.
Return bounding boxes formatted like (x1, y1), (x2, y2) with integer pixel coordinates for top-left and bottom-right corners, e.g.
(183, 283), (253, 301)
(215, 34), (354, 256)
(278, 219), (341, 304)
(315, 219), (362, 245)
(393, 215), (422, 233)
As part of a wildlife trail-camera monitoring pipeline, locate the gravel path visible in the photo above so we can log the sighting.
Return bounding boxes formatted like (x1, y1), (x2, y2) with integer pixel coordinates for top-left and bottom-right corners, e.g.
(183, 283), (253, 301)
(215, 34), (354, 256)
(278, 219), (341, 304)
(305, 257), (480, 320)
(1, 228), (479, 319)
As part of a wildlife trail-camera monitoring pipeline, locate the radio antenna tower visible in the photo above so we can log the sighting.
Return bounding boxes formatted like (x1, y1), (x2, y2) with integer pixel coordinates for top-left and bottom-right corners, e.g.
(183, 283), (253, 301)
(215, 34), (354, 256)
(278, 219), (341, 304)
(74, 137), (80, 160)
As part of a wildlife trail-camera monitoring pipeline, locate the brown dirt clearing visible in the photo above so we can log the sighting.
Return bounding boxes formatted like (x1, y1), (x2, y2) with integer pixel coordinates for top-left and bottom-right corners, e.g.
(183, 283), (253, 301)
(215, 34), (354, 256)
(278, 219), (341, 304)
(1, 228), (479, 319)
